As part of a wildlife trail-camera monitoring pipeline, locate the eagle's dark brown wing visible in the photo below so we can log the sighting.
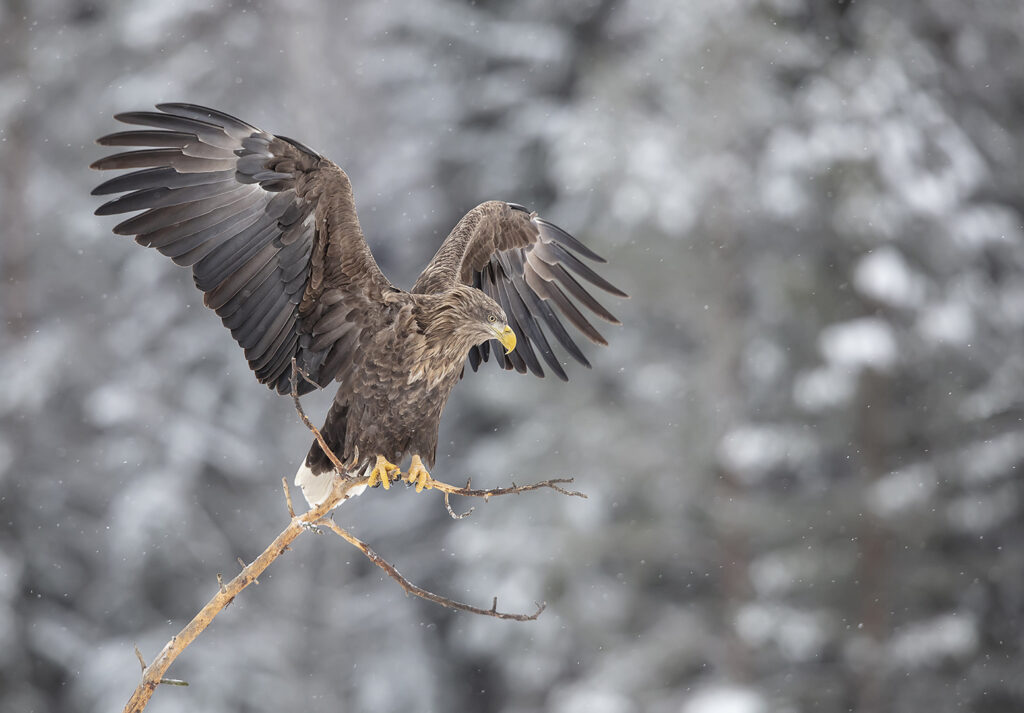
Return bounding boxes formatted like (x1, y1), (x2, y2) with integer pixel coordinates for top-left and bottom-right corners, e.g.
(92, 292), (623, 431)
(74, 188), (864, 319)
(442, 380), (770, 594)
(92, 103), (394, 395)
(412, 201), (626, 380)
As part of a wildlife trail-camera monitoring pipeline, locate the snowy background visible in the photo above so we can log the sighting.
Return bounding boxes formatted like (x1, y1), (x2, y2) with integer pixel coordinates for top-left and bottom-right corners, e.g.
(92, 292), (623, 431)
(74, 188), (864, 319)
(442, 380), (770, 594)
(3, 1), (1024, 712)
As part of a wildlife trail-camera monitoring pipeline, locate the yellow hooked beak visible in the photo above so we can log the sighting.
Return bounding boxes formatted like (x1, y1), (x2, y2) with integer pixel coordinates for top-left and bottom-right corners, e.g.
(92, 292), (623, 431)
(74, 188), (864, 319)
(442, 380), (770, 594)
(491, 324), (517, 354)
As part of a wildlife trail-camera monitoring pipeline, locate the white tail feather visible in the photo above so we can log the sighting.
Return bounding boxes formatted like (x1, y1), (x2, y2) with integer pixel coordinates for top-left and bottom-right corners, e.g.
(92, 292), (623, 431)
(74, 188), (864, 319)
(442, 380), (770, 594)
(293, 462), (368, 508)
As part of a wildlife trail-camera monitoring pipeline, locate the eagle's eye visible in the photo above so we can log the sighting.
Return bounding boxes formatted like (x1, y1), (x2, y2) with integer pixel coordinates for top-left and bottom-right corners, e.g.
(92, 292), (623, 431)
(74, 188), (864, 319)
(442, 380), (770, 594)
(487, 314), (497, 323)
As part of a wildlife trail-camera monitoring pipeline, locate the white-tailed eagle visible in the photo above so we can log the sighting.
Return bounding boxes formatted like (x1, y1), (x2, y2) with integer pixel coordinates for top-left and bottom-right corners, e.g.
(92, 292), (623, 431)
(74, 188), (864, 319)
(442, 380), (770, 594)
(92, 104), (626, 506)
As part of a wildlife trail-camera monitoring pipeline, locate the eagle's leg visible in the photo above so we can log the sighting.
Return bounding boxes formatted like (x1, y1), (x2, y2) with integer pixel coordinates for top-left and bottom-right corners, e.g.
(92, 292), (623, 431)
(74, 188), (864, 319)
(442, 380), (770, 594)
(367, 454), (401, 490)
(404, 454), (435, 493)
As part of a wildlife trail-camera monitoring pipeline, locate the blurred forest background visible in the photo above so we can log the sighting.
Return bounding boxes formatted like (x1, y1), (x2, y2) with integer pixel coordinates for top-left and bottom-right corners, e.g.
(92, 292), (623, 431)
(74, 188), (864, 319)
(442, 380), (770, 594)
(2, 1), (1024, 711)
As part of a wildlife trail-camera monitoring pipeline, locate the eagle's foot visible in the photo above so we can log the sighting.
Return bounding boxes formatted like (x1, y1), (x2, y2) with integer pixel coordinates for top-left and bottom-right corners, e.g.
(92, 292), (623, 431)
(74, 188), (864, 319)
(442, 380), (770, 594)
(368, 454), (401, 490)
(404, 454), (435, 493)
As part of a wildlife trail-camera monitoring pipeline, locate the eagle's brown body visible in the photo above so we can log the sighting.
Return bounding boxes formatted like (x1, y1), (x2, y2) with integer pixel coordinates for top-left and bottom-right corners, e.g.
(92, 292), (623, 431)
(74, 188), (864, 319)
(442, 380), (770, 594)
(92, 104), (625, 505)
(306, 290), (482, 477)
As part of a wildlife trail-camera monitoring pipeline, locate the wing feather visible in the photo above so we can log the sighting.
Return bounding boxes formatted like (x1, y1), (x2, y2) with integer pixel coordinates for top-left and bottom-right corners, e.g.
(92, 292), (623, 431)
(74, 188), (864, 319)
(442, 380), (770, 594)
(192, 217), (283, 289)
(244, 306), (295, 363)
(110, 111), (241, 149)
(537, 258), (620, 324)
(222, 276), (282, 329)
(113, 187), (260, 236)
(494, 259), (548, 376)
(535, 218), (606, 263)
(129, 194), (266, 247)
(521, 267), (591, 366)
(92, 167), (236, 195)
(536, 241), (627, 298)
(255, 332), (298, 377)
(94, 180), (242, 215)
(93, 104), (393, 395)
(491, 271), (530, 374)
(155, 103), (261, 138)
(91, 149), (237, 173)
(235, 290), (291, 349)
(97, 131), (234, 160)
(502, 253), (567, 380)
(206, 243), (279, 311)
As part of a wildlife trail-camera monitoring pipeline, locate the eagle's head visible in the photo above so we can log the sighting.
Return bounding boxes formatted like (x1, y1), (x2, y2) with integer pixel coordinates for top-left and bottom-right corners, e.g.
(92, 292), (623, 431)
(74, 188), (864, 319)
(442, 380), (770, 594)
(420, 285), (516, 355)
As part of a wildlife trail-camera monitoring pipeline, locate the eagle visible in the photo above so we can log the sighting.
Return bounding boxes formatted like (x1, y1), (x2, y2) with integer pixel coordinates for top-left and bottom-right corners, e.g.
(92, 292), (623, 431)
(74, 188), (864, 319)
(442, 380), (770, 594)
(91, 104), (625, 507)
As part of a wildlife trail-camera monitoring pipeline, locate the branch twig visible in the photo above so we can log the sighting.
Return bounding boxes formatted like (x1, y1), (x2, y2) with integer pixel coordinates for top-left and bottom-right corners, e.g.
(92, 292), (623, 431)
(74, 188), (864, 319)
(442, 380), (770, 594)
(431, 476), (587, 501)
(317, 518), (545, 620)
(443, 489), (475, 519)
(290, 358), (348, 473)
(282, 476), (296, 518)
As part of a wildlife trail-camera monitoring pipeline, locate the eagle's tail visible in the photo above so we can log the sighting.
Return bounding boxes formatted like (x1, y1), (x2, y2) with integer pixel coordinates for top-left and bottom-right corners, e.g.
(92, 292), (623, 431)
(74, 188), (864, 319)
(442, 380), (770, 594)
(294, 402), (359, 508)
(294, 461), (333, 508)
(293, 460), (369, 508)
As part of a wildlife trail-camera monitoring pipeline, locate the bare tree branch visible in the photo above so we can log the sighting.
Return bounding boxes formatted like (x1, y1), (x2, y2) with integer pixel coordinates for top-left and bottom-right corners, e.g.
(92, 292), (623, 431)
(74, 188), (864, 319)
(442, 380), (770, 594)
(121, 473), (368, 713)
(317, 518), (546, 620)
(122, 359), (580, 712)
(430, 476), (587, 501)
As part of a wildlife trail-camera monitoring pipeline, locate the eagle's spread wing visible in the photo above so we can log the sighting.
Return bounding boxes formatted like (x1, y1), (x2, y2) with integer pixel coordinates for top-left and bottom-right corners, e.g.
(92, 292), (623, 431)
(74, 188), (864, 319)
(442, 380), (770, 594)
(92, 104), (393, 395)
(412, 201), (626, 380)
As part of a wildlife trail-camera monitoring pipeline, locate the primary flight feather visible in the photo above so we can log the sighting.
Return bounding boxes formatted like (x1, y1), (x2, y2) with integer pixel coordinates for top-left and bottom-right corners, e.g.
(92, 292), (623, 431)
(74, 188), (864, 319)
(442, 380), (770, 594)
(92, 104), (626, 506)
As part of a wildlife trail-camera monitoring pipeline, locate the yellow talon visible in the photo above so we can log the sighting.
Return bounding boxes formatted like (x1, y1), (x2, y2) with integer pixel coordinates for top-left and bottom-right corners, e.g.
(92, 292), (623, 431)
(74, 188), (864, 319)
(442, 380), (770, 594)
(368, 454), (401, 490)
(404, 455), (434, 493)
